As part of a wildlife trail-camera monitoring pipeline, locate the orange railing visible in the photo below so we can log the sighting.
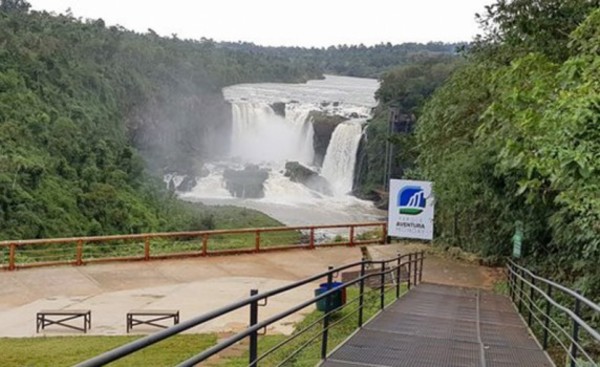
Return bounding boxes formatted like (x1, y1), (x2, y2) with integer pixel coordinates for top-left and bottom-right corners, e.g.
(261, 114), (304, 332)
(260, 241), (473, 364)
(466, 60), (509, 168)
(0, 222), (387, 271)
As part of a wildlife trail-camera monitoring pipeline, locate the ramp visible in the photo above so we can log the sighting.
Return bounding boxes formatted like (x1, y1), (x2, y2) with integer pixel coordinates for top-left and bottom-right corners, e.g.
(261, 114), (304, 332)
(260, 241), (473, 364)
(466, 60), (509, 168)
(322, 283), (553, 367)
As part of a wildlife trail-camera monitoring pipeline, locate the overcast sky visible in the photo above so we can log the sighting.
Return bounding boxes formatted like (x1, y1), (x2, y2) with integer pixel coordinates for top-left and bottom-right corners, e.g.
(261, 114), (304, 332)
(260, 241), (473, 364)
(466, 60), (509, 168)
(28, 0), (496, 47)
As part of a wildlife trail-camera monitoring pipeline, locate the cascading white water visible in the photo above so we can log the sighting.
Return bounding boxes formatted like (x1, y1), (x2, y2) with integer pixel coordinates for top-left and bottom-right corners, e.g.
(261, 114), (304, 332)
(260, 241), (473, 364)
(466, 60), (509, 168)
(321, 121), (364, 195)
(179, 75), (385, 226)
(230, 102), (314, 166)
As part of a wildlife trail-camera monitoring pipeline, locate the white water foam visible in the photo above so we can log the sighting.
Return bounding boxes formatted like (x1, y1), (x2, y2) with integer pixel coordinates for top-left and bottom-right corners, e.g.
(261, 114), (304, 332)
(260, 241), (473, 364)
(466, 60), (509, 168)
(180, 75), (385, 225)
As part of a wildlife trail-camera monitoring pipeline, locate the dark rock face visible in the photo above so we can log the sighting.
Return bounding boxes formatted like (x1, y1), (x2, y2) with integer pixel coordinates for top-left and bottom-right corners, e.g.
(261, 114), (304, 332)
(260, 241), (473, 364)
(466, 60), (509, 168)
(284, 161), (332, 196)
(177, 175), (197, 192)
(223, 165), (269, 198)
(270, 102), (286, 117)
(309, 111), (348, 166)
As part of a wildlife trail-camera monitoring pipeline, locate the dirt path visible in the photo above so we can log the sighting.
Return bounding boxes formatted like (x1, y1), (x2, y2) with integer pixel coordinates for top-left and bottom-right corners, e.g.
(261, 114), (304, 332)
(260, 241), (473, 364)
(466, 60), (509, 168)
(367, 242), (504, 290)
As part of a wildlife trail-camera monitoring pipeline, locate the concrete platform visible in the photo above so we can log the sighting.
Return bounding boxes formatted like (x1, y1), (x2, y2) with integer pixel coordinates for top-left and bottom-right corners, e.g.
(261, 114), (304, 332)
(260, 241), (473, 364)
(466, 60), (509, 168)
(0, 244), (502, 338)
(0, 247), (360, 337)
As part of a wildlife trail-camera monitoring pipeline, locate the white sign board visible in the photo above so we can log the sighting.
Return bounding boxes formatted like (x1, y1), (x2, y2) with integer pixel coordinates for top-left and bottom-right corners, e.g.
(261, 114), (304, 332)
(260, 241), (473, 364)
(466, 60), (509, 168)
(387, 179), (434, 240)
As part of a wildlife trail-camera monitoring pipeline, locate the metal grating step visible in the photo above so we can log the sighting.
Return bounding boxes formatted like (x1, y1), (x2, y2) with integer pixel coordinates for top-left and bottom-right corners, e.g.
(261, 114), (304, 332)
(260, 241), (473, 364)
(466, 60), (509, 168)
(320, 283), (553, 367)
(327, 328), (481, 367)
(366, 312), (479, 343)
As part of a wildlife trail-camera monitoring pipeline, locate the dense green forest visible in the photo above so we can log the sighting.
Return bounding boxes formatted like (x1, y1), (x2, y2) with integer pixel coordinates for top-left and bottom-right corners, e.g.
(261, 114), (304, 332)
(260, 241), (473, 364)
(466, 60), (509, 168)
(220, 41), (463, 78)
(373, 0), (600, 297)
(0, 0), (323, 240)
(354, 54), (461, 196)
(0, 0), (464, 241)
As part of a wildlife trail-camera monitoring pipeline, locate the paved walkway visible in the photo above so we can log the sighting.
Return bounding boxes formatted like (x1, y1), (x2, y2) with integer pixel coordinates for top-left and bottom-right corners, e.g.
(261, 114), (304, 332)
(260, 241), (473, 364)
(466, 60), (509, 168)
(323, 283), (554, 367)
(0, 244), (501, 338)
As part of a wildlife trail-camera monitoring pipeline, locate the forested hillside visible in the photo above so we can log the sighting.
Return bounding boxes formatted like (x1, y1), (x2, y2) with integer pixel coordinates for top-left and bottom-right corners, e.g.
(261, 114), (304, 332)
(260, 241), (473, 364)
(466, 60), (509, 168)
(220, 41), (462, 78)
(354, 54), (461, 197)
(0, 0), (320, 240)
(379, 0), (600, 296)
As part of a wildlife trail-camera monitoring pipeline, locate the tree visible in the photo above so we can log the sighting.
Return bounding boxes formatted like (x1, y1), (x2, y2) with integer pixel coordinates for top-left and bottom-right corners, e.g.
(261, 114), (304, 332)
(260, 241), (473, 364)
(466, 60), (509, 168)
(0, 0), (31, 13)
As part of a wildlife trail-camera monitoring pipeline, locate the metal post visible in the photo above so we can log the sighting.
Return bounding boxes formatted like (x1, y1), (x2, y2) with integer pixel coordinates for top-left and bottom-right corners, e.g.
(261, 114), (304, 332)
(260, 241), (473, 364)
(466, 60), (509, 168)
(569, 298), (581, 367)
(380, 262), (385, 310)
(413, 255), (418, 287)
(249, 289), (259, 367)
(383, 108), (395, 190)
(321, 266), (333, 360)
(518, 269), (523, 313)
(349, 226), (354, 246)
(396, 254), (401, 299)
(407, 254), (412, 290)
(358, 259), (366, 327)
(542, 284), (552, 350)
(508, 263), (515, 303)
(528, 276), (535, 326)
(419, 251), (424, 283)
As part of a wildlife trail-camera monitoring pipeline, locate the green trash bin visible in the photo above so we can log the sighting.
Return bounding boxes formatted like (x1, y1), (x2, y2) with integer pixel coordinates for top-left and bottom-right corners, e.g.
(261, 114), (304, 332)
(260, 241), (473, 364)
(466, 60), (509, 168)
(315, 282), (346, 312)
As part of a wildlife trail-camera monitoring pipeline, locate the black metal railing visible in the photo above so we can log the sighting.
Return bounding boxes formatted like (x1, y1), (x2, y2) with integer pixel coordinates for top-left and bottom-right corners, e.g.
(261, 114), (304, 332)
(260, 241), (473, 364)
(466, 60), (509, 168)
(507, 260), (600, 367)
(76, 251), (425, 367)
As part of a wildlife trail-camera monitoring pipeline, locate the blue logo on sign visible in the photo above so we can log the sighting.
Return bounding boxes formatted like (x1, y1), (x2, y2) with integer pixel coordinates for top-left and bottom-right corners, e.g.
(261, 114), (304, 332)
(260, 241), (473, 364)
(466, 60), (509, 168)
(397, 186), (426, 215)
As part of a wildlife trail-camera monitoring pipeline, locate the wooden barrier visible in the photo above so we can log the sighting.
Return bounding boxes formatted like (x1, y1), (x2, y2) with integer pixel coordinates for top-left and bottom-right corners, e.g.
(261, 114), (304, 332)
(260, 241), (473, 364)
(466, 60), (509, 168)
(0, 222), (387, 271)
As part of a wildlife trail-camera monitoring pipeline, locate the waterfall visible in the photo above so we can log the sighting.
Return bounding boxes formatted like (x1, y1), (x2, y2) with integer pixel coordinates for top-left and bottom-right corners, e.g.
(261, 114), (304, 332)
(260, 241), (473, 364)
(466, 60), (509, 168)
(230, 102), (314, 165)
(321, 121), (364, 196)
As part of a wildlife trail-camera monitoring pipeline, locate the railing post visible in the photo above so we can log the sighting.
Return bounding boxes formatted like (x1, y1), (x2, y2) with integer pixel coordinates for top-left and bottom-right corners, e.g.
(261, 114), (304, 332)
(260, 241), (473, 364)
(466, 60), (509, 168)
(9, 243), (16, 271)
(358, 259), (366, 328)
(396, 253), (401, 299)
(144, 237), (150, 261)
(419, 251), (424, 283)
(349, 226), (355, 246)
(76, 240), (83, 266)
(407, 253), (412, 290)
(413, 254), (418, 287)
(509, 264), (514, 300)
(249, 289), (259, 367)
(543, 284), (552, 350)
(518, 268), (523, 313)
(202, 234), (208, 256)
(309, 228), (315, 250)
(569, 298), (581, 367)
(380, 261), (385, 310)
(255, 230), (260, 252)
(528, 276), (535, 326)
(321, 266), (333, 360)
(381, 223), (387, 244)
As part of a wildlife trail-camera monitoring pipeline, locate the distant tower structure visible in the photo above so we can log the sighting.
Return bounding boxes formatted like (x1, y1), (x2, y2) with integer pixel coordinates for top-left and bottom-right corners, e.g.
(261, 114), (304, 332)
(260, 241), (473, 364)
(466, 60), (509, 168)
(383, 106), (415, 190)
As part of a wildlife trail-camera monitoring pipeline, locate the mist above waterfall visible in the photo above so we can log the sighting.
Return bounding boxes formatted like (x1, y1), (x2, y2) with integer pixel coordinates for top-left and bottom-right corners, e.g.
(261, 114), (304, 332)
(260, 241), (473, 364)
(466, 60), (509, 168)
(178, 75), (385, 225)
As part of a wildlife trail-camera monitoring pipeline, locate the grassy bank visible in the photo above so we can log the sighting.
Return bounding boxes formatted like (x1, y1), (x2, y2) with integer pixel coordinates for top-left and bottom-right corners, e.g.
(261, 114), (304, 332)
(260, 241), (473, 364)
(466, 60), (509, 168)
(0, 334), (217, 367)
(0, 285), (405, 366)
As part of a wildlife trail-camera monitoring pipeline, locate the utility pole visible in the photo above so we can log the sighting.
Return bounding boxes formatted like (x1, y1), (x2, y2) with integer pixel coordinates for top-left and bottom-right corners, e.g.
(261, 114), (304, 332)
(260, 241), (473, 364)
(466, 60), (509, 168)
(383, 106), (399, 191)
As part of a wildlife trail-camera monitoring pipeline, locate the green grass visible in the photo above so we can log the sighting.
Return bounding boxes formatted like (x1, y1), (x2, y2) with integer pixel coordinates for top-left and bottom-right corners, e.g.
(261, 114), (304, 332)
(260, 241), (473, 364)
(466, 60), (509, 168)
(217, 284), (406, 366)
(0, 284), (406, 367)
(0, 334), (217, 367)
